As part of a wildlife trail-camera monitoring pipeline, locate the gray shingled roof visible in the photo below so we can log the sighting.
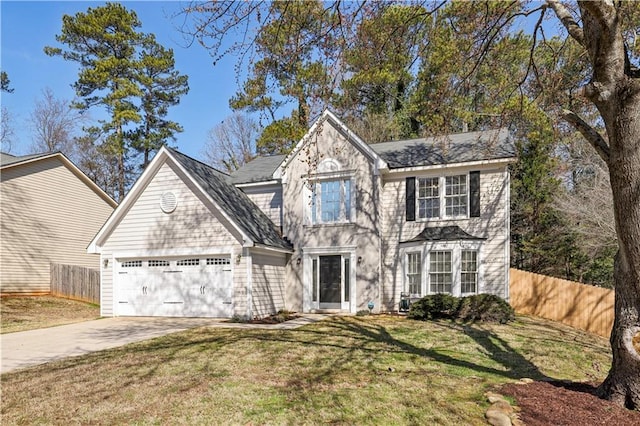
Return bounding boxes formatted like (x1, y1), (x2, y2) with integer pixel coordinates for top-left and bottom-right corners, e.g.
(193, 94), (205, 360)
(372, 128), (515, 168)
(0, 151), (56, 167)
(168, 148), (292, 251)
(228, 128), (515, 185)
(230, 155), (286, 185)
(401, 226), (486, 244)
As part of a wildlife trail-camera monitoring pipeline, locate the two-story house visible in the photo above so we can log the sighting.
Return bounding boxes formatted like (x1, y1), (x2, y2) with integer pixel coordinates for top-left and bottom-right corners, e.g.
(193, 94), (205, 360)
(89, 110), (516, 318)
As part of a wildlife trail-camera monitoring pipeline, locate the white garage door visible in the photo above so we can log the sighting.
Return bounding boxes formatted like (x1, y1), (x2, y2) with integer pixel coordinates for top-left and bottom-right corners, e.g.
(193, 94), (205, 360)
(115, 256), (233, 317)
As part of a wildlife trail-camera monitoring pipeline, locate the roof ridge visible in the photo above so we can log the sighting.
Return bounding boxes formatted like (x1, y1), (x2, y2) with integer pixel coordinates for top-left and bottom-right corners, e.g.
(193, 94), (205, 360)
(165, 147), (231, 177)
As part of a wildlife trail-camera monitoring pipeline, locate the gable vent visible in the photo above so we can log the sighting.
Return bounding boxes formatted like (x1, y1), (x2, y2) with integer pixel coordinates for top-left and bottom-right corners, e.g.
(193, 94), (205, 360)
(160, 191), (177, 214)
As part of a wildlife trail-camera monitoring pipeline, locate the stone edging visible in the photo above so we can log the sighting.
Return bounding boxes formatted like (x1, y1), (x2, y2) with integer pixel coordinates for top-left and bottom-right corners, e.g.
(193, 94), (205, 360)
(485, 378), (533, 426)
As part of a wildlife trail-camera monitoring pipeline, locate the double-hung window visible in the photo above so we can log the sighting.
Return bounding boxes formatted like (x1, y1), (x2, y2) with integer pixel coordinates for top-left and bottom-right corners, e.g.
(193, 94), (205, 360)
(417, 177), (439, 218)
(416, 174), (468, 219)
(406, 252), (422, 296)
(429, 251), (452, 294)
(445, 175), (467, 216)
(311, 178), (352, 224)
(460, 250), (478, 294)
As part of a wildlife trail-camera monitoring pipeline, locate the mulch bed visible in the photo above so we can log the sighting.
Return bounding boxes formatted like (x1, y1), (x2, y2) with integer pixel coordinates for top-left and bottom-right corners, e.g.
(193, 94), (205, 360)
(500, 381), (640, 426)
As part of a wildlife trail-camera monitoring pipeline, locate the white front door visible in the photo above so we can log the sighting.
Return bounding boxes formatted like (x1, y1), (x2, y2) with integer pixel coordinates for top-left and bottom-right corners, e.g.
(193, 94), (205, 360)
(306, 251), (355, 312)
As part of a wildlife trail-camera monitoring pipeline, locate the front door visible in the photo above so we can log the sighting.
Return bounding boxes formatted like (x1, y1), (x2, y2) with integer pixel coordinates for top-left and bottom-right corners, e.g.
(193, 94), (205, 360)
(319, 255), (341, 309)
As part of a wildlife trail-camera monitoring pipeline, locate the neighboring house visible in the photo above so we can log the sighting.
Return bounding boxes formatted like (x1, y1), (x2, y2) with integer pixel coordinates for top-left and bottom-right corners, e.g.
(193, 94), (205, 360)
(89, 110), (516, 318)
(1, 152), (117, 294)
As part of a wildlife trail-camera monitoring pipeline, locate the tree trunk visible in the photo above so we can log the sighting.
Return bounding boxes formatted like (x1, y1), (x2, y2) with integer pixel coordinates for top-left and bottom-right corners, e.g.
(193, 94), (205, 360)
(596, 88), (640, 409)
(549, 0), (640, 408)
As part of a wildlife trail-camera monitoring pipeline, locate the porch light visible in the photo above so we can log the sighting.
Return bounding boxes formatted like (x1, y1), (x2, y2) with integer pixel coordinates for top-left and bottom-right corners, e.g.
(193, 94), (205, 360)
(296, 257), (301, 266)
(357, 256), (363, 264)
(236, 253), (242, 264)
(103, 258), (109, 268)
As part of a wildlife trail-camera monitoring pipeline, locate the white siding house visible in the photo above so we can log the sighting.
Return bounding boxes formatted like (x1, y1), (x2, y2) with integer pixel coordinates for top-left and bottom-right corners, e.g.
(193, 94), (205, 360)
(88, 148), (291, 318)
(89, 110), (515, 319)
(0, 152), (116, 294)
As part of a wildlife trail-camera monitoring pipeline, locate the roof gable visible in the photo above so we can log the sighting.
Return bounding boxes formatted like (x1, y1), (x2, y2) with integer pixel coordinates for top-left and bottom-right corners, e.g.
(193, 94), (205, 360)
(167, 149), (291, 251)
(89, 147), (291, 253)
(273, 110), (388, 181)
(1, 151), (117, 208)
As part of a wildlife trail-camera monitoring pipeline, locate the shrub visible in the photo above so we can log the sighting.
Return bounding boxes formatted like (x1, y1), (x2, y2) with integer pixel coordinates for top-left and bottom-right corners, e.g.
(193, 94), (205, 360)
(356, 309), (370, 316)
(408, 293), (461, 320)
(408, 293), (514, 324)
(456, 294), (515, 324)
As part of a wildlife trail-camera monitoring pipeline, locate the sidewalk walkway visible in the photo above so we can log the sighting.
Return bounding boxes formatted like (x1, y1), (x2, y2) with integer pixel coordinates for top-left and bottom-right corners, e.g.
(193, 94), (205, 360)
(1, 314), (330, 374)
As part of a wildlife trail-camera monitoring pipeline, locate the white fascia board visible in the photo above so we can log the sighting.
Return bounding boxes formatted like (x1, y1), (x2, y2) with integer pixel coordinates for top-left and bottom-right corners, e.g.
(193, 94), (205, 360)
(250, 244), (293, 255)
(165, 150), (256, 249)
(87, 148), (171, 254)
(273, 109), (388, 181)
(384, 157), (516, 178)
(235, 180), (281, 190)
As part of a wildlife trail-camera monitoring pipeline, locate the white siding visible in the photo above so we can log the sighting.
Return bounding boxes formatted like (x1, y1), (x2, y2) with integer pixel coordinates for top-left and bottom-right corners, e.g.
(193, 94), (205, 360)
(380, 167), (510, 310)
(100, 161), (247, 317)
(251, 251), (287, 318)
(242, 185), (283, 228)
(0, 157), (114, 293)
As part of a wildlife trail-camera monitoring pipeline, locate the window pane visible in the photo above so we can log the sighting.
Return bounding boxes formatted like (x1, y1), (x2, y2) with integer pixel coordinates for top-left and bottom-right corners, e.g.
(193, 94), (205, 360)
(461, 250), (478, 294)
(344, 179), (351, 220)
(321, 180), (341, 222)
(429, 251), (452, 294)
(445, 175), (467, 216)
(344, 258), (350, 302)
(407, 252), (422, 295)
(417, 177), (439, 218)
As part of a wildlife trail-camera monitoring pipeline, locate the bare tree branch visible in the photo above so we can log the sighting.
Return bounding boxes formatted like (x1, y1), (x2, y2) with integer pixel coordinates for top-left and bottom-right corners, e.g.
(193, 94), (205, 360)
(561, 109), (610, 163)
(546, 0), (585, 46)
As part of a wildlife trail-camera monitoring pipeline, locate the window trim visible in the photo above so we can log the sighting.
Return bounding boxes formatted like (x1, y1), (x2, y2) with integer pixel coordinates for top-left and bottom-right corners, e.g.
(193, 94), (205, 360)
(400, 241), (482, 297)
(306, 176), (355, 225)
(405, 251), (423, 297)
(415, 173), (470, 220)
(460, 250), (479, 295)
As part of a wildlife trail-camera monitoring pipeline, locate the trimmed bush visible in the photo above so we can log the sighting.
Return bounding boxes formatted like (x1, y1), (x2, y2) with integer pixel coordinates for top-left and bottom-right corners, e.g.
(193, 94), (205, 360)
(408, 293), (461, 320)
(408, 293), (514, 324)
(456, 294), (515, 324)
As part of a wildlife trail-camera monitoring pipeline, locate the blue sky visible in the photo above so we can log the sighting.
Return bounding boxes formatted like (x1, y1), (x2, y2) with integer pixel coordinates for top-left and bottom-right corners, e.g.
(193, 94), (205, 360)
(1, 1), (242, 160)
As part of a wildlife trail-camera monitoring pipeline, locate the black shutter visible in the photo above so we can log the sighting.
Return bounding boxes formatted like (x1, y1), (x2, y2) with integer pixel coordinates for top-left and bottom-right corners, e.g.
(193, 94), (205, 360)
(406, 177), (416, 221)
(470, 171), (480, 217)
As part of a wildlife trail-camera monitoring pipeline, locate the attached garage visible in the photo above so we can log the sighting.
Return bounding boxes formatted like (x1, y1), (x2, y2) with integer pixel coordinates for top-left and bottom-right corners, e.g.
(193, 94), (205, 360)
(88, 147), (292, 319)
(115, 256), (233, 318)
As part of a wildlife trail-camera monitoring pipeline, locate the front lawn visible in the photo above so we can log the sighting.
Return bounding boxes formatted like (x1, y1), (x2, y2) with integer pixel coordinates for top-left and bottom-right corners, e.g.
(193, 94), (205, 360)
(1, 315), (610, 425)
(0, 296), (100, 333)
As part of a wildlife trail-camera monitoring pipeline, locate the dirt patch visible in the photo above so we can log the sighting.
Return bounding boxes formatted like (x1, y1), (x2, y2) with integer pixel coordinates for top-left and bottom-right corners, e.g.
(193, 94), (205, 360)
(1, 296), (99, 333)
(501, 380), (640, 426)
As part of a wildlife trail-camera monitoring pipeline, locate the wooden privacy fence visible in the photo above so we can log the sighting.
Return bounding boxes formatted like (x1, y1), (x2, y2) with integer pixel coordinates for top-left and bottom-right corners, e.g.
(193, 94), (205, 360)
(510, 268), (614, 338)
(50, 263), (100, 304)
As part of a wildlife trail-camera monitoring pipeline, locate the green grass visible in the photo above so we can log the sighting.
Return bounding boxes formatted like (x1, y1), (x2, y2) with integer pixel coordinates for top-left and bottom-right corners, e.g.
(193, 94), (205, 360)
(1, 296), (100, 333)
(0, 315), (610, 425)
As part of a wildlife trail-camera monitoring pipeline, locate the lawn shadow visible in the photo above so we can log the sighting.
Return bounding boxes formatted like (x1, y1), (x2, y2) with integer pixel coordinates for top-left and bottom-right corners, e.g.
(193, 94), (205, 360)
(309, 316), (550, 381)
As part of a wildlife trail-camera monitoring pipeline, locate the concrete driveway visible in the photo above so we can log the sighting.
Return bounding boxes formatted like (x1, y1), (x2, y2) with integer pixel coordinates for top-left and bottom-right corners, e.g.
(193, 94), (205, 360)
(1, 315), (328, 374)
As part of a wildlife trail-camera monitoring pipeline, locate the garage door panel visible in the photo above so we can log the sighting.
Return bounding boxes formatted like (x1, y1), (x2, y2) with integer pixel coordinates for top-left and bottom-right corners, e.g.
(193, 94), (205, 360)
(115, 256), (233, 317)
